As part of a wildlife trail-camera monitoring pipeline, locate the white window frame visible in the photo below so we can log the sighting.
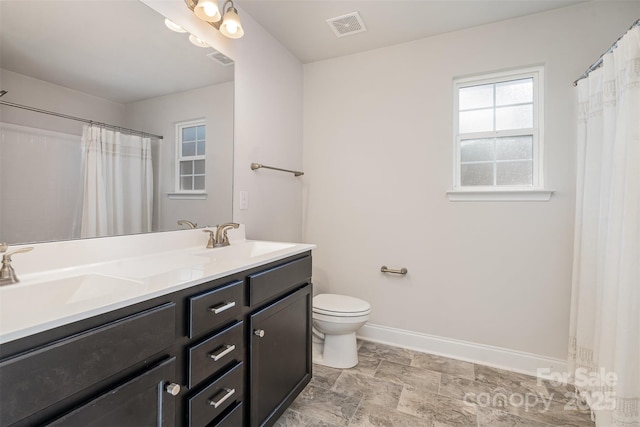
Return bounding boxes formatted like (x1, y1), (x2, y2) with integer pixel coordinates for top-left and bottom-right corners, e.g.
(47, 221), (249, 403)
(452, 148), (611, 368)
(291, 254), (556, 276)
(448, 66), (553, 201)
(173, 119), (207, 198)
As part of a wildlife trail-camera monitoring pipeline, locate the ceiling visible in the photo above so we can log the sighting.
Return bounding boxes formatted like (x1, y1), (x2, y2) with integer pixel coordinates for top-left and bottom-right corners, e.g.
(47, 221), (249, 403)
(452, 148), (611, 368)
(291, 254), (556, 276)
(239, 0), (586, 63)
(0, 1), (233, 104)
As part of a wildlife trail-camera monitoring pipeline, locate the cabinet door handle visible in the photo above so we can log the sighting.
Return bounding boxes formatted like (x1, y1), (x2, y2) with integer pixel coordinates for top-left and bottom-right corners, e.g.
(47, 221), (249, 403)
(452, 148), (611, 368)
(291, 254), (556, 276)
(253, 329), (265, 338)
(208, 388), (235, 408)
(208, 344), (236, 362)
(208, 301), (236, 314)
(165, 383), (181, 396)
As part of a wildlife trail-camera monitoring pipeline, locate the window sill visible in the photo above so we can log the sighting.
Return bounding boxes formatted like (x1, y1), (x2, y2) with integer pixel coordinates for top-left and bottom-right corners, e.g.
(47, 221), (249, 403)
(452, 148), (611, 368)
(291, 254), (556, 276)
(167, 192), (207, 200)
(447, 189), (555, 202)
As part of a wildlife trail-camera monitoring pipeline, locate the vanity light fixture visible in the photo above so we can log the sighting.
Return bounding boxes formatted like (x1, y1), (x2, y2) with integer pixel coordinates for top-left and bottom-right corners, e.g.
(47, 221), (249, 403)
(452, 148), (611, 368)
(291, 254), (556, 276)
(184, 0), (244, 39)
(194, 0), (221, 22)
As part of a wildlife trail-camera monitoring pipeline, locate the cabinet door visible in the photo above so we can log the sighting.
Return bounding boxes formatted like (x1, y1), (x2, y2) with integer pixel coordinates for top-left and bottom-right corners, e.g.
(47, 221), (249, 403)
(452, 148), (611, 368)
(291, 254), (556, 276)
(249, 285), (312, 427)
(1, 303), (176, 426)
(46, 357), (178, 427)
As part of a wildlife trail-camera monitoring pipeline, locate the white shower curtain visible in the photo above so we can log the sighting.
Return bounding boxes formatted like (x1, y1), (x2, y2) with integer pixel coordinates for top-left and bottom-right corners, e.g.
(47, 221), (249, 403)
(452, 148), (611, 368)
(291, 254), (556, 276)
(570, 25), (639, 427)
(80, 125), (153, 238)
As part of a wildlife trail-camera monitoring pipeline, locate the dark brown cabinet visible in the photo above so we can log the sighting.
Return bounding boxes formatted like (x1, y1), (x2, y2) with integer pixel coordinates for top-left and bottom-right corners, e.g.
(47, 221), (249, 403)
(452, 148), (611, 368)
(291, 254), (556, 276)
(249, 285), (312, 427)
(0, 303), (178, 427)
(0, 251), (312, 427)
(46, 357), (178, 427)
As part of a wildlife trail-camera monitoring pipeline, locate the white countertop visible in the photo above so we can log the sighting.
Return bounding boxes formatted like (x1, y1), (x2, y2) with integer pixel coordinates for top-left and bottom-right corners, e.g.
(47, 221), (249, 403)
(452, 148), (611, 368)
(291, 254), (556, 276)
(0, 237), (315, 344)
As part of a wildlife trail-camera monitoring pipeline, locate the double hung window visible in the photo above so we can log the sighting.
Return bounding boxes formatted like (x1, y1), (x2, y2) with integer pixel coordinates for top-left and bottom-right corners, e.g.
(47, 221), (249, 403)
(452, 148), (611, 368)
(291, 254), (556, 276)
(176, 120), (206, 192)
(453, 67), (544, 192)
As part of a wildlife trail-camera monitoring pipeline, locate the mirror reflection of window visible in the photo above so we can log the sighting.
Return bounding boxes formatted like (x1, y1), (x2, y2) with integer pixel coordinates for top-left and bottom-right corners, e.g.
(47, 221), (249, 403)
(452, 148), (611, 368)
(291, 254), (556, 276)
(177, 120), (206, 192)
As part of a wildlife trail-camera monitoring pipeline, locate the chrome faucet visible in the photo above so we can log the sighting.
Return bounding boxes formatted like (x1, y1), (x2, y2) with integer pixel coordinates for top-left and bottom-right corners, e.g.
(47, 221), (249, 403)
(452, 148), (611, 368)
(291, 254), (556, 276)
(177, 219), (198, 229)
(202, 223), (240, 248)
(0, 243), (33, 286)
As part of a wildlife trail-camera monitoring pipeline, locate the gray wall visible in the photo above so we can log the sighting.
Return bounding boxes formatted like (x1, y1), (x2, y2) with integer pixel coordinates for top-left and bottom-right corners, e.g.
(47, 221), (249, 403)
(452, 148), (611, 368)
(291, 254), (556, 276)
(301, 2), (640, 364)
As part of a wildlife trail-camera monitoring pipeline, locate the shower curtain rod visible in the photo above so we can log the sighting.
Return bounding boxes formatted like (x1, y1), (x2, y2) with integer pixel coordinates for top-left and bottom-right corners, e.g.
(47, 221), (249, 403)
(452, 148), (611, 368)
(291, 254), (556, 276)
(0, 99), (164, 139)
(573, 18), (640, 86)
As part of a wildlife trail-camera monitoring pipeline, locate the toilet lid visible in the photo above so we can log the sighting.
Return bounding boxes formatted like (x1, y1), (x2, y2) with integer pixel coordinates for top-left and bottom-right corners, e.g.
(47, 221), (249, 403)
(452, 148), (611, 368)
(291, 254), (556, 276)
(313, 294), (371, 315)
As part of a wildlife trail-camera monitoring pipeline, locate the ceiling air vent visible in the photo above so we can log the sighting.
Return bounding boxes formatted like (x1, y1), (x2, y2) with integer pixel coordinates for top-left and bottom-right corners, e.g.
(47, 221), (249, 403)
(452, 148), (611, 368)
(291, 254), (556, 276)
(207, 50), (234, 67)
(326, 12), (367, 38)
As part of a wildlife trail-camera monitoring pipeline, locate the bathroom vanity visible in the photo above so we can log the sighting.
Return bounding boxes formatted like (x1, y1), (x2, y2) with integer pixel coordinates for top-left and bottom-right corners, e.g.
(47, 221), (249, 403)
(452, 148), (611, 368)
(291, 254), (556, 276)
(0, 230), (314, 427)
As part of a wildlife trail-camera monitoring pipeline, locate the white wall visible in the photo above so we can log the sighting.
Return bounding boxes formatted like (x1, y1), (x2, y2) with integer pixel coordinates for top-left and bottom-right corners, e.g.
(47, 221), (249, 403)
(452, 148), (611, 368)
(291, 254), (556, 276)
(0, 69), (126, 135)
(126, 82), (234, 232)
(0, 123), (83, 243)
(0, 69), (126, 244)
(144, 0), (304, 242)
(302, 1), (640, 365)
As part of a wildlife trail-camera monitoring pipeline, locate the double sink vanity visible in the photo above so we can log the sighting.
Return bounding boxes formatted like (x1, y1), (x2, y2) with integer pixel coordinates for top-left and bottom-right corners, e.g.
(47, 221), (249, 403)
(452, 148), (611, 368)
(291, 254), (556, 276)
(0, 226), (315, 427)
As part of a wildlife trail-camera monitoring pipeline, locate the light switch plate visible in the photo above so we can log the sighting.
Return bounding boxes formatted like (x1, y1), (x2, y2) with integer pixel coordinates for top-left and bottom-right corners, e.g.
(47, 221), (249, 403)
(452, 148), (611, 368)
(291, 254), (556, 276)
(239, 191), (249, 210)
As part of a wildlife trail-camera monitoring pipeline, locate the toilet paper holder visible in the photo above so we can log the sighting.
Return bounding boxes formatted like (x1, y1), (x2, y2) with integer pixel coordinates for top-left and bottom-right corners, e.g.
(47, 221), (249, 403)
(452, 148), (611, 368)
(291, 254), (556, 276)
(380, 266), (408, 275)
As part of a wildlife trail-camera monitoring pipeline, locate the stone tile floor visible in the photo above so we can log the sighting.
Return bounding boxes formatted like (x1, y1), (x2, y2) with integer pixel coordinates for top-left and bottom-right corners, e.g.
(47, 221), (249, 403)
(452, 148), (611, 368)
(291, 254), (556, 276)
(275, 341), (594, 427)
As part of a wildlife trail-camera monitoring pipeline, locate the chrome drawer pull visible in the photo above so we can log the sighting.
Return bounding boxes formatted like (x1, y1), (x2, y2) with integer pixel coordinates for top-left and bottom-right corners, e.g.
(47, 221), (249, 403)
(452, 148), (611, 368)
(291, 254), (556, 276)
(208, 301), (236, 314)
(209, 344), (236, 362)
(253, 329), (265, 338)
(208, 388), (235, 408)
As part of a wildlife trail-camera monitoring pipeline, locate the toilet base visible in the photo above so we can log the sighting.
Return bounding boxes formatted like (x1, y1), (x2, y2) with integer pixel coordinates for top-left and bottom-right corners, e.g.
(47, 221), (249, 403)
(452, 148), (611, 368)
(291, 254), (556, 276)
(312, 332), (359, 369)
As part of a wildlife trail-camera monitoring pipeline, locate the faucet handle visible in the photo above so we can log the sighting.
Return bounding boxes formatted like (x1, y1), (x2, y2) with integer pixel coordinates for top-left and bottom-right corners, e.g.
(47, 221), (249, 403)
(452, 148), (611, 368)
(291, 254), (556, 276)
(3, 247), (34, 261)
(216, 223), (239, 247)
(202, 230), (216, 249)
(0, 246), (33, 286)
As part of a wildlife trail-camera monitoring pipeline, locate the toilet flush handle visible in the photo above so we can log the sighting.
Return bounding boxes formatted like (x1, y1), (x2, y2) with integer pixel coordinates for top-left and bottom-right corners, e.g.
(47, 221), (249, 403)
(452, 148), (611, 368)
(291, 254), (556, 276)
(253, 329), (265, 338)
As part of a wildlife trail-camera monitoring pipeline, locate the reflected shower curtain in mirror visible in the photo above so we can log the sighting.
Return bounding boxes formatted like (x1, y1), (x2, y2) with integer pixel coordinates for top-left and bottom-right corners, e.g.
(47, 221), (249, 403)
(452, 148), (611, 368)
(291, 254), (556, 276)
(570, 25), (639, 427)
(80, 125), (153, 238)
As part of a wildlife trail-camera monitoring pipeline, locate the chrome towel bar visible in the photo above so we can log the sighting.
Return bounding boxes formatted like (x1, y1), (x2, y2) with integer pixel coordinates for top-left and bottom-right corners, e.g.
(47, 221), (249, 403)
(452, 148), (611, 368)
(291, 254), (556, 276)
(251, 162), (304, 177)
(380, 266), (408, 275)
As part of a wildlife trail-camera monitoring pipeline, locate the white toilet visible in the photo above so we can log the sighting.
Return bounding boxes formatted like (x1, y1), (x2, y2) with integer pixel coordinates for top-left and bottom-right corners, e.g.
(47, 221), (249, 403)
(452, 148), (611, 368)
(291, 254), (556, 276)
(312, 293), (371, 369)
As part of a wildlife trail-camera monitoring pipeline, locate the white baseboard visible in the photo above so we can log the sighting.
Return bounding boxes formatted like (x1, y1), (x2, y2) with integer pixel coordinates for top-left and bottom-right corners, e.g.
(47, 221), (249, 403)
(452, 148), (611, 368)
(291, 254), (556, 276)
(357, 323), (568, 377)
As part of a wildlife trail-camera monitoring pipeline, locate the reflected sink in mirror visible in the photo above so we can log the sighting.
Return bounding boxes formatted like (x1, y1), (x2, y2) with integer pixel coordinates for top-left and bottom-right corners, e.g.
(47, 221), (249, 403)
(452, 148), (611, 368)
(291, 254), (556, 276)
(0, 274), (144, 333)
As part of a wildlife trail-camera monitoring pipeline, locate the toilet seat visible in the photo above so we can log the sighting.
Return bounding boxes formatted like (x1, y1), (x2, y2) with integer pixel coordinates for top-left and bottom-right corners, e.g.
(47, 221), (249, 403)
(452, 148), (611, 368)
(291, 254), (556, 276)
(313, 294), (371, 317)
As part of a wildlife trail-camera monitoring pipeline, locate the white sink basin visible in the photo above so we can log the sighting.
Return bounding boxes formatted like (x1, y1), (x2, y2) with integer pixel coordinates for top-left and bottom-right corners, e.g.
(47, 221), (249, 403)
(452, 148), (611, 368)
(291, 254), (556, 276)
(105, 253), (209, 279)
(193, 241), (297, 260)
(0, 274), (144, 332)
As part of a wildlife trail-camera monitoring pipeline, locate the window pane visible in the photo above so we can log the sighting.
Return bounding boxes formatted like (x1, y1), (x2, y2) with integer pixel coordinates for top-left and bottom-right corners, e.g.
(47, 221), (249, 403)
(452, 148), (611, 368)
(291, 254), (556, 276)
(182, 141), (196, 157)
(496, 78), (533, 106)
(182, 126), (196, 142)
(459, 84), (494, 110)
(461, 163), (493, 186)
(194, 176), (205, 190)
(459, 109), (494, 133)
(196, 125), (206, 140)
(196, 140), (206, 156)
(194, 159), (205, 174)
(495, 104), (532, 131)
(180, 160), (193, 175)
(460, 139), (494, 162)
(496, 161), (533, 185)
(180, 176), (193, 191)
(496, 136), (533, 161)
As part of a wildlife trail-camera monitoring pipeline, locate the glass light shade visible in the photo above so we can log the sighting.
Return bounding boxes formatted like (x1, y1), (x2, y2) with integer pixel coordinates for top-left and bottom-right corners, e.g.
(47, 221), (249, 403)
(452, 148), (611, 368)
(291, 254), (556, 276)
(188, 34), (210, 48)
(220, 7), (244, 39)
(164, 19), (187, 33)
(194, 0), (221, 23)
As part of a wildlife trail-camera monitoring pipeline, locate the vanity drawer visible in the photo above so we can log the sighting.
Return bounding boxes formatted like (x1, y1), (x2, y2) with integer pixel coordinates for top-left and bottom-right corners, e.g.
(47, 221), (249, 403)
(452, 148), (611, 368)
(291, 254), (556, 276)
(188, 321), (244, 388)
(214, 401), (243, 427)
(248, 255), (312, 307)
(189, 280), (244, 338)
(0, 303), (176, 427)
(188, 362), (244, 427)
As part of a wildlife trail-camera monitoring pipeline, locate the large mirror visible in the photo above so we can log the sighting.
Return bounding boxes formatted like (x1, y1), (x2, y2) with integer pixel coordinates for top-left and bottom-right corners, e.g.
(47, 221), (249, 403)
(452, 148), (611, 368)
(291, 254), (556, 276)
(0, 0), (234, 245)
